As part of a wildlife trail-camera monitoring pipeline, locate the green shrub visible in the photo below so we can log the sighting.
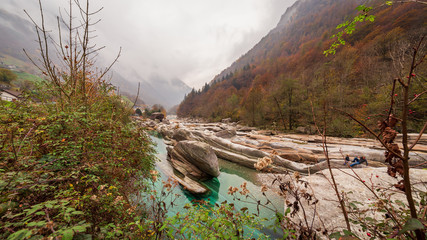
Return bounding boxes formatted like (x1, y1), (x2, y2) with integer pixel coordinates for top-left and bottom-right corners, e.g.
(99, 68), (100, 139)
(0, 83), (156, 239)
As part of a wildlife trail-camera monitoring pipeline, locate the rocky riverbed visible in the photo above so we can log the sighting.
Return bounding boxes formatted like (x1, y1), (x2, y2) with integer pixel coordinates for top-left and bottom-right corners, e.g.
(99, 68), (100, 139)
(151, 118), (426, 172)
(139, 117), (427, 238)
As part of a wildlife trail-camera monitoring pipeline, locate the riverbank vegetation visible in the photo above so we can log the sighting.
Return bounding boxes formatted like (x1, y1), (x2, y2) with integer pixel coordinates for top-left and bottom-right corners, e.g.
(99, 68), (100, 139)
(0, 1), (158, 238)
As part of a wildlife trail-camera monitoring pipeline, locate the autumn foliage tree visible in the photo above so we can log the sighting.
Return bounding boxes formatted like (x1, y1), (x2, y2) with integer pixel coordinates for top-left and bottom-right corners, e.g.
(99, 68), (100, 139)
(178, 0), (426, 137)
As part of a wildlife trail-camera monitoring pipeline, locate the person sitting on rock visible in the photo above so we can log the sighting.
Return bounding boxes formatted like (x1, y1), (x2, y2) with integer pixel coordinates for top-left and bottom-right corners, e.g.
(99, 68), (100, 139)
(344, 154), (350, 165)
(349, 156), (359, 167)
(350, 156), (368, 167)
(359, 156), (368, 166)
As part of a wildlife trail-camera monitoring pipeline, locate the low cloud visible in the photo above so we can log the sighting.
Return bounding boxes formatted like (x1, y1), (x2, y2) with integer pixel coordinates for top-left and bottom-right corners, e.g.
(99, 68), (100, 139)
(3, 0), (296, 89)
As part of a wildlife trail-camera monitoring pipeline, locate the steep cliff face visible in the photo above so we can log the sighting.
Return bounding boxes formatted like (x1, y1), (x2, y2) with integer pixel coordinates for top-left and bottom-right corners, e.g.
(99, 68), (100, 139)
(178, 0), (427, 135)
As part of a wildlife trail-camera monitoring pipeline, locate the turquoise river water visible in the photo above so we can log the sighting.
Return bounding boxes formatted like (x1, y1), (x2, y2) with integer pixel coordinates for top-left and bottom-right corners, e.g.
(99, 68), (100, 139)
(150, 135), (284, 238)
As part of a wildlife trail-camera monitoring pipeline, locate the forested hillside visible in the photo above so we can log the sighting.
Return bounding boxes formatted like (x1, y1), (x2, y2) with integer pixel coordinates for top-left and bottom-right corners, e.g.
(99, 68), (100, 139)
(178, 0), (427, 137)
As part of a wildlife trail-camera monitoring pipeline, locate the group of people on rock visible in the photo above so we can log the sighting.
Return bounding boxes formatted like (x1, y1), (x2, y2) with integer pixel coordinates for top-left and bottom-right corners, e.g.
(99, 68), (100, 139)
(344, 155), (368, 167)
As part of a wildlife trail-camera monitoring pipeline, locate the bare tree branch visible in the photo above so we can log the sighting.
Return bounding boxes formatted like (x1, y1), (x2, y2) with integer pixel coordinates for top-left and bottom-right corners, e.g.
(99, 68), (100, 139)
(409, 121), (427, 151)
(311, 101), (351, 231)
(132, 82), (141, 109)
(387, 79), (397, 122)
(332, 107), (405, 160)
(95, 47), (122, 83)
(408, 90), (427, 104)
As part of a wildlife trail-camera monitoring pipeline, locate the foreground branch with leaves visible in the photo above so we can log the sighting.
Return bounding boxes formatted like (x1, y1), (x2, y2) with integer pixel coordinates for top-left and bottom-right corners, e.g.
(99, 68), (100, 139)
(332, 33), (426, 240)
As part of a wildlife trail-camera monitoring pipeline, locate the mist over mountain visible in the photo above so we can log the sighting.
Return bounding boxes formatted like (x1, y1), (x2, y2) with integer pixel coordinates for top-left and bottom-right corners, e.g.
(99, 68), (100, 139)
(111, 71), (191, 109)
(0, 9), (38, 61)
(0, 8), (191, 108)
(0, 9), (40, 76)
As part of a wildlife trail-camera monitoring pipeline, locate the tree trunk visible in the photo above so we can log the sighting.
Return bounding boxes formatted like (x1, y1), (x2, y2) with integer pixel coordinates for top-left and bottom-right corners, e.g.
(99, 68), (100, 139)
(273, 96), (286, 130)
(402, 48), (424, 239)
(288, 88), (293, 130)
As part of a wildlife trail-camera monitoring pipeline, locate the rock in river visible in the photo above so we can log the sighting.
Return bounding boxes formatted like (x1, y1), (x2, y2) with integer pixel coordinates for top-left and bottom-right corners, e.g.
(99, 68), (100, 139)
(215, 129), (236, 138)
(167, 141), (220, 180)
(172, 128), (194, 141)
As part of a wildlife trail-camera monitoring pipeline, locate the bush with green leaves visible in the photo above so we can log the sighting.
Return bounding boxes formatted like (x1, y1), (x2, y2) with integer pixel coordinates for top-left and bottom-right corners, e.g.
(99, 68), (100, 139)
(0, 0), (160, 237)
(0, 83), (156, 239)
(161, 200), (270, 240)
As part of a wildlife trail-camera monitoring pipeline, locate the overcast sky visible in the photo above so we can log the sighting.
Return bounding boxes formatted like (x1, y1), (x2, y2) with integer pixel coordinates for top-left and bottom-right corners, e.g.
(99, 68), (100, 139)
(3, 0), (297, 89)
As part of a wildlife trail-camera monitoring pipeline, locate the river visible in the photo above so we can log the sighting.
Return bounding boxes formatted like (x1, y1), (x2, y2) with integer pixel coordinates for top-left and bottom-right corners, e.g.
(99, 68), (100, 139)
(150, 135), (284, 238)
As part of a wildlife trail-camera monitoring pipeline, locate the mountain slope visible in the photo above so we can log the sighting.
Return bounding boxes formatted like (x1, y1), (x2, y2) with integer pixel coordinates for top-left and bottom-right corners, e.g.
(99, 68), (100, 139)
(178, 0), (427, 136)
(0, 9), (39, 62)
(210, 0), (362, 83)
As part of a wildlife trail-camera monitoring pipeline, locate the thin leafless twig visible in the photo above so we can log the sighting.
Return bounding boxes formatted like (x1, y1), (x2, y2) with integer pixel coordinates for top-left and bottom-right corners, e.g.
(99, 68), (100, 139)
(310, 101), (351, 231)
(332, 107), (405, 160)
(409, 121), (427, 150)
(408, 90), (427, 104)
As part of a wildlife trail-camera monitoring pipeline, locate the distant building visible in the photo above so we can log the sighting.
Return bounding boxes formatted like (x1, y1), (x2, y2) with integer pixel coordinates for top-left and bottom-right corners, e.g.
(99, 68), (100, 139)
(0, 89), (22, 101)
